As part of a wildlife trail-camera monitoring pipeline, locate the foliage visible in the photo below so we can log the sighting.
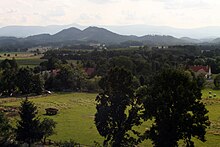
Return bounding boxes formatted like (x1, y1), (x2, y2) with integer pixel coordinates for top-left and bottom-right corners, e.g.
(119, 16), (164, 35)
(16, 68), (34, 94)
(214, 74), (220, 88)
(40, 57), (67, 71)
(16, 98), (43, 146)
(0, 68), (17, 96)
(0, 59), (18, 96)
(109, 56), (134, 72)
(32, 74), (45, 95)
(83, 76), (101, 92)
(40, 118), (57, 144)
(45, 64), (86, 91)
(16, 68), (45, 95)
(0, 112), (12, 145)
(196, 74), (206, 88)
(139, 69), (210, 147)
(0, 58), (18, 70)
(56, 139), (80, 147)
(95, 67), (142, 147)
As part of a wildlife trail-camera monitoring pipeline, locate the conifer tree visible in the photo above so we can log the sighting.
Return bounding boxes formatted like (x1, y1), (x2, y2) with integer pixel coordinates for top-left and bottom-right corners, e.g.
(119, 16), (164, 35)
(16, 98), (43, 146)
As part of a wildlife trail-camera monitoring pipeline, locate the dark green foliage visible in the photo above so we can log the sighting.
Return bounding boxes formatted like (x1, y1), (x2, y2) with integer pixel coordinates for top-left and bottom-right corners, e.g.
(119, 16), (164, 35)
(40, 57), (67, 71)
(109, 56), (134, 72)
(16, 99), (43, 146)
(0, 69), (17, 96)
(95, 67), (142, 147)
(0, 59), (44, 96)
(16, 68), (44, 95)
(32, 74), (45, 95)
(214, 74), (220, 88)
(40, 118), (56, 144)
(196, 74), (206, 88)
(16, 68), (34, 94)
(0, 59), (18, 96)
(0, 58), (18, 70)
(45, 64), (86, 91)
(139, 69), (210, 147)
(0, 112), (12, 145)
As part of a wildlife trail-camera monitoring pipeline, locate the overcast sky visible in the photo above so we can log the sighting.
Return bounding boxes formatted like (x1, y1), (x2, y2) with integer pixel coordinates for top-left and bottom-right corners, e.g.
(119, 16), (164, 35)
(0, 0), (220, 28)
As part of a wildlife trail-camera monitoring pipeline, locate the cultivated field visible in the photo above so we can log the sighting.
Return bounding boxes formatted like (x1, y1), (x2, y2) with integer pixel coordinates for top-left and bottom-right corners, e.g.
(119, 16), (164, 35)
(0, 90), (220, 146)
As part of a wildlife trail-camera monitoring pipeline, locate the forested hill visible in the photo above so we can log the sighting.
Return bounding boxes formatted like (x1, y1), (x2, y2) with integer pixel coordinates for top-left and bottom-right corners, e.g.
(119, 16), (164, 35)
(0, 26), (199, 50)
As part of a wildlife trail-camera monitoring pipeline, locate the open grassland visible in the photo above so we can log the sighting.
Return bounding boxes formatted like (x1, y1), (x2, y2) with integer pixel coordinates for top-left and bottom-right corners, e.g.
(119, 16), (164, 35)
(0, 90), (220, 146)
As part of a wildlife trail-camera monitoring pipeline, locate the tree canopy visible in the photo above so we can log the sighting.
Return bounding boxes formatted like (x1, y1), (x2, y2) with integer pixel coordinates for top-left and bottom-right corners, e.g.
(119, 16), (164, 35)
(95, 67), (142, 147)
(139, 69), (210, 147)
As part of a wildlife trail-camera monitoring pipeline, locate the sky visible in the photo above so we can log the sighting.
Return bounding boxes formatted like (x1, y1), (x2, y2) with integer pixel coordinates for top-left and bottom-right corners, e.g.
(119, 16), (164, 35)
(0, 0), (220, 28)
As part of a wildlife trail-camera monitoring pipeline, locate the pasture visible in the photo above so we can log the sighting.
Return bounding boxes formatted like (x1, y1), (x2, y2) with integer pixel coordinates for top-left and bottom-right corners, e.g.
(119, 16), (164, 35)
(0, 90), (220, 146)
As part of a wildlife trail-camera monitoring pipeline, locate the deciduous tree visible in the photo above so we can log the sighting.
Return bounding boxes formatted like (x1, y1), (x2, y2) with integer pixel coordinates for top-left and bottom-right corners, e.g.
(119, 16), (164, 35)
(139, 69), (210, 147)
(40, 118), (56, 144)
(214, 74), (220, 88)
(95, 67), (142, 147)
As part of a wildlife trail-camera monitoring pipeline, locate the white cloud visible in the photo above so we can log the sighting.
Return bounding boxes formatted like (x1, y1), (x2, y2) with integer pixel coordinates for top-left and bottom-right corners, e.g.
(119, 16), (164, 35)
(0, 0), (220, 28)
(155, 0), (210, 9)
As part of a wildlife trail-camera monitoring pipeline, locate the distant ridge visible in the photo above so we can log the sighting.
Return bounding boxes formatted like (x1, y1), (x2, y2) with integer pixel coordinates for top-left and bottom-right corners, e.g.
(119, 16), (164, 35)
(22, 26), (191, 45)
(1, 24), (220, 39)
(0, 26), (219, 50)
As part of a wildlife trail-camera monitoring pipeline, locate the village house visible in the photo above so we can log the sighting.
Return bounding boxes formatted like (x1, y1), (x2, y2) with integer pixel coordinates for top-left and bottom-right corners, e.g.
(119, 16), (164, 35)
(189, 65), (211, 78)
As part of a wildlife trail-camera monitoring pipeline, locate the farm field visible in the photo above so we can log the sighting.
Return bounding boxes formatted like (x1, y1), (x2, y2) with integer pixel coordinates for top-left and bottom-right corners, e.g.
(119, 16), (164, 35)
(0, 52), (46, 67)
(0, 89), (220, 146)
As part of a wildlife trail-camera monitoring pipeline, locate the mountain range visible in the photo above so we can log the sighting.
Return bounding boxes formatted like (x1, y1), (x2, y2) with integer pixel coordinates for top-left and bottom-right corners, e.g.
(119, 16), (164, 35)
(0, 26), (220, 50)
(1, 24), (220, 39)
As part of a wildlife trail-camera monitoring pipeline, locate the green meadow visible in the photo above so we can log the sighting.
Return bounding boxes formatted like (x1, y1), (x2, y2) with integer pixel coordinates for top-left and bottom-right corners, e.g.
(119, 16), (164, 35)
(0, 89), (220, 146)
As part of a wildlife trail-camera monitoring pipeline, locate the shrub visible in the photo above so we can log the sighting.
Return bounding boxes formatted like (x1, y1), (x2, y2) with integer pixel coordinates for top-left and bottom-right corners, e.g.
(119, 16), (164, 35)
(56, 140), (80, 147)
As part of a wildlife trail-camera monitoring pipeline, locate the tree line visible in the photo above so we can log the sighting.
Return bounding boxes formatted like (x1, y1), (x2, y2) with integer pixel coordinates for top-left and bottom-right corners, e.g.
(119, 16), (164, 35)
(0, 58), (100, 97)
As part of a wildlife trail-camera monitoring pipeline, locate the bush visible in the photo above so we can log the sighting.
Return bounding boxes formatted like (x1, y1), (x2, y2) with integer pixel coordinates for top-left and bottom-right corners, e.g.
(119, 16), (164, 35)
(214, 74), (220, 88)
(56, 140), (80, 147)
(0, 112), (12, 145)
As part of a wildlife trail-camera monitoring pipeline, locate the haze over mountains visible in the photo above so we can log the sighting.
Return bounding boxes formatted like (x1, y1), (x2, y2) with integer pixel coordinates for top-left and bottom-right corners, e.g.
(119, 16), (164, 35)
(0, 25), (220, 50)
(1, 24), (220, 39)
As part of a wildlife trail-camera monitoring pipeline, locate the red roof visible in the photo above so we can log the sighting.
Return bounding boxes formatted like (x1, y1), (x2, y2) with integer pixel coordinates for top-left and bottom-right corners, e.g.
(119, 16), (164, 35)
(84, 68), (95, 76)
(189, 66), (209, 73)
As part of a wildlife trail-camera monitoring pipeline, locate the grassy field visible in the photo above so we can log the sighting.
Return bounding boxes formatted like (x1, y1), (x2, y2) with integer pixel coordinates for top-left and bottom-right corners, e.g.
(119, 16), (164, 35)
(1, 93), (103, 146)
(0, 52), (46, 68)
(0, 90), (220, 146)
